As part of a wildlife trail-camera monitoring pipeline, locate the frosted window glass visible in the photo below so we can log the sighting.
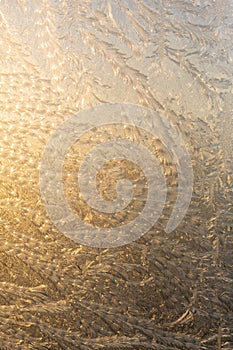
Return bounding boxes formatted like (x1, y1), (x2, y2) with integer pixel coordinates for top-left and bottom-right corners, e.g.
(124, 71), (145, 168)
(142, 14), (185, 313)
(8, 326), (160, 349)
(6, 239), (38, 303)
(0, 1), (232, 349)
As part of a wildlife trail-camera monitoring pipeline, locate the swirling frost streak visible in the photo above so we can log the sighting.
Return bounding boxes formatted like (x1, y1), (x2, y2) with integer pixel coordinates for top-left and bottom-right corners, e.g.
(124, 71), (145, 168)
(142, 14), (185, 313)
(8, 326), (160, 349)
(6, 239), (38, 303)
(0, 0), (233, 349)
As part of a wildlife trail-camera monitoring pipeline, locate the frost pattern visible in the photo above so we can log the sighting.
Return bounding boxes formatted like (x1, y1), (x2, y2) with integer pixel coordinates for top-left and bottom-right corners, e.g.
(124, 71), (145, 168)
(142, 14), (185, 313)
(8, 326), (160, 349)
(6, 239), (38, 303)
(0, 0), (232, 349)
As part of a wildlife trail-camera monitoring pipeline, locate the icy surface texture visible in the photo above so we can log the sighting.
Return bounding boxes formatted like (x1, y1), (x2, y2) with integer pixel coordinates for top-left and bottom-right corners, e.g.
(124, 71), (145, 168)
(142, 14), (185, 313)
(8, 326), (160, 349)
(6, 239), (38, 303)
(0, 0), (232, 349)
